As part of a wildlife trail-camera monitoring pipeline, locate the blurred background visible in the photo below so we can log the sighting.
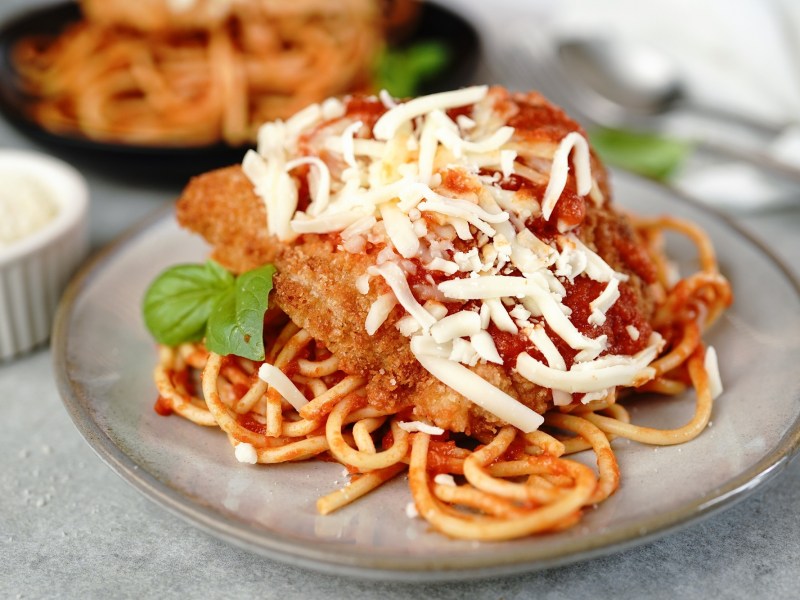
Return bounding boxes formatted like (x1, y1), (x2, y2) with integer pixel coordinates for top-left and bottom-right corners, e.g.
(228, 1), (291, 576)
(475, 0), (800, 211)
(2, 0), (799, 216)
(1, 1), (799, 597)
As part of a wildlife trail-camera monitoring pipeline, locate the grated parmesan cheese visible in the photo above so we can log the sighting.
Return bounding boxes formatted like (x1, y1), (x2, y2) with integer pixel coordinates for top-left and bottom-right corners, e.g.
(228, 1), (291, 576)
(240, 87), (668, 433)
(704, 346), (723, 400)
(234, 443), (258, 464)
(398, 421), (445, 435)
(433, 474), (457, 486)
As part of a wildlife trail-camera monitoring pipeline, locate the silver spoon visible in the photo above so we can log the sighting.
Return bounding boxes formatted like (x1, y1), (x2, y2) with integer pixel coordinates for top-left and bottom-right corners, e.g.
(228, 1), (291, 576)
(547, 36), (800, 184)
(555, 37), (788, 134)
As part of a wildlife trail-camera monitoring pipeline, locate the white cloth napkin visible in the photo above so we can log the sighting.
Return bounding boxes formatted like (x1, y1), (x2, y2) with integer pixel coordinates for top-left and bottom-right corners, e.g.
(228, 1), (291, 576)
(450, 0), (800, 210)
(551, 0), (800, 124)
(552, 0), (800, 210)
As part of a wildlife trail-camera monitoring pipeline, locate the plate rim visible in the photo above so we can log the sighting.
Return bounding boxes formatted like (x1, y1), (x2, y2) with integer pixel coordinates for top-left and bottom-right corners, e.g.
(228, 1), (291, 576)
(51, 172), (800, 581)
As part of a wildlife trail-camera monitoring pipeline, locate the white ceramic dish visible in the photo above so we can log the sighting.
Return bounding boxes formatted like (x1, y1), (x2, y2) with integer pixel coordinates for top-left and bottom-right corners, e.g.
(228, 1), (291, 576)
(0, 149), (88, 360)
(52, 171), (800, 580)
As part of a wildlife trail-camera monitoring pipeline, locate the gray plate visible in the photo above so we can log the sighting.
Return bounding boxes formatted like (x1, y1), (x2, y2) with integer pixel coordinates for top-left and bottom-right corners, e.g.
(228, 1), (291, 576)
(52, 171), (800, 581)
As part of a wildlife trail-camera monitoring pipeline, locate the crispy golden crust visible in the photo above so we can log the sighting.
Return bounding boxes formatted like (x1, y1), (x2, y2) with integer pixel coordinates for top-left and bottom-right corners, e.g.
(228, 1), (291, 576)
(274, 237), (553, 438)
(272, 236), (417, 400)
(177, 169), (653, 436)
(176, 165), (277, 273)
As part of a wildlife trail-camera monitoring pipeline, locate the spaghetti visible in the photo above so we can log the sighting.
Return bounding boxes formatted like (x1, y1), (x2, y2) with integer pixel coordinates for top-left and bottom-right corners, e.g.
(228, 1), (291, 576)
(149, 86), (732, 541)
(152, 215), (731, 541)
(12, 0), (380, 146)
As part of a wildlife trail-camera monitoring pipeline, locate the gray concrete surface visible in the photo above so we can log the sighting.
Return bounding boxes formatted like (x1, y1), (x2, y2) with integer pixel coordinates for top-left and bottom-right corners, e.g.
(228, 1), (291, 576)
(1, 1), (799, 598)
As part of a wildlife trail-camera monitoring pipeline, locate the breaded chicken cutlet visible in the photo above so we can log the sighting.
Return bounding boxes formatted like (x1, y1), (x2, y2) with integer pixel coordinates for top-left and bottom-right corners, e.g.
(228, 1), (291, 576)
(177, 86), (659, 437)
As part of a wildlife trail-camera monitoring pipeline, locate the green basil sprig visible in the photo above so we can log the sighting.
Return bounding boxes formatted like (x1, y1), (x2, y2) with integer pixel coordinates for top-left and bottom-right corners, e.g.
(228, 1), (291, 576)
(589, 127), (691, 181)
(374, 41), (450, 98)
(142, 261), (275, 361)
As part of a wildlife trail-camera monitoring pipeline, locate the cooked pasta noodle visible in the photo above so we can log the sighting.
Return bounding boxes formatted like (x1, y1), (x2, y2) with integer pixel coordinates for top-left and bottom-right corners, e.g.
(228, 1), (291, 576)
(152, 214), (731, 541)
(13, 0), (381, 145)
(144, 85), (733, 541)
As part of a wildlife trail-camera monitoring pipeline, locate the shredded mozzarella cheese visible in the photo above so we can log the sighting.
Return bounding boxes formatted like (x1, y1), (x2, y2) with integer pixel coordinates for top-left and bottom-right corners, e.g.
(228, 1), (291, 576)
(541, 132), (592, 221)
(398, 421), (445, 435)
(470, 330), (503, 364)
(374, 262), (437, 331)
(258, 363), (308, 410)
(516, 337), (662, 393)
(341, 120), (364, 168)
(412, 351), (544, 433)
(588, 278), (621, 327)
(430, 311), (482, 344)
(704, 346), (723, 400)
(373, 86), (488, 141)
(240, 88), (672, 432)
(365, 293), (398, 335)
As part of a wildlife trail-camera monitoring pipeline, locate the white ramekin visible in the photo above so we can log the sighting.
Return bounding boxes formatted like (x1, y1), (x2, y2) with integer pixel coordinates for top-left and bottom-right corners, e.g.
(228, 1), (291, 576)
(0, 150), (89, 361)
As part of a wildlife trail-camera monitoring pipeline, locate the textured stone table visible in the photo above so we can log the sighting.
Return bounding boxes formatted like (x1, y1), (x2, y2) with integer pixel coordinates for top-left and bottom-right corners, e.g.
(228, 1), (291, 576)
(1, 1), (799, 598)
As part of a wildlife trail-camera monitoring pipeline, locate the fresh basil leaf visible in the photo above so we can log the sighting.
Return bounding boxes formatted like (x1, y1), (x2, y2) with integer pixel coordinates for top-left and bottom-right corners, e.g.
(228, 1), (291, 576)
(589, 127), (692, 181)
(142, 261), (234, 346)
(375, 41), (450, 98)
(206, 264), (276, 361)
(205, 259), (234, 284)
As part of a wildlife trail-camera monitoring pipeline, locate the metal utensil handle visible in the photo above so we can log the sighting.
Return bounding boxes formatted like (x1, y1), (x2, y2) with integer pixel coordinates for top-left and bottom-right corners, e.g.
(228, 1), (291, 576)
(696, 138), (800, 186)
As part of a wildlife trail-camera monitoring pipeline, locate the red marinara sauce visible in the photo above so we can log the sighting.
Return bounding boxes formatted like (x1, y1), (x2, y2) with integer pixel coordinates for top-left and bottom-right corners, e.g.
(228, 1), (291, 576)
(153, 396), (173, 417)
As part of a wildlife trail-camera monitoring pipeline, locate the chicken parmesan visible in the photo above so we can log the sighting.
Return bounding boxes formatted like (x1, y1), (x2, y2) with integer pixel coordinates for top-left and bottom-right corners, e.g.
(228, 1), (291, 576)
(147, 86), (732, 540)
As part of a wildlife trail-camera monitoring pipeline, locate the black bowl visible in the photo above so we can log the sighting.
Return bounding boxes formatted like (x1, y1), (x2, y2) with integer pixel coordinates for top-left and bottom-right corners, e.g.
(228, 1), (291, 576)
(0, 1), (481, 182)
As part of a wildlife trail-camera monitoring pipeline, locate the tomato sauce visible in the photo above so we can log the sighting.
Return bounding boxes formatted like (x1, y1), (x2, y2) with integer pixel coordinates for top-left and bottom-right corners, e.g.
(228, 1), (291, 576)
(497, 172), (543, 194)
(563, 277), (651, 358)
(524, 182), (586, 239)
(614, 233), (658, 284)
(238, 413), (267, 435)
(439, 167), (482, 196)
(427, 440), (467, 475)
(446, 105), (473, 122)
(344, 96), (388, 130)
(507, 100), (583, 143)
(153, 396), (172, 417)
(490, 324), (535, 366)
(295, 170), (311, 214)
